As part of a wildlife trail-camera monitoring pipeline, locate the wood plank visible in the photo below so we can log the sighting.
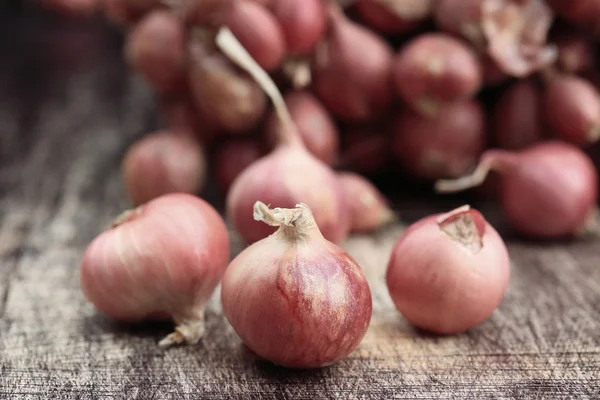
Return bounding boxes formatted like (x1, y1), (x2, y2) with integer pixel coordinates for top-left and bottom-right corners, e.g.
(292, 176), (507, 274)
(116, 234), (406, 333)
(0, 10), (599, 399)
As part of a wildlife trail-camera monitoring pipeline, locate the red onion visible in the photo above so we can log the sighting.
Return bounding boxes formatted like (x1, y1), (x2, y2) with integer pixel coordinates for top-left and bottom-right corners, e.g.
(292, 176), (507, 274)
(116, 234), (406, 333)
(392, 100), (486, 180)
(227, 0), (286, 71)
(544, 74), (600, 146)
(80, 194), (230, 347)
(265, 90), (339, 164)
(338, 172), (395, 233)
(188, 40), (267, 134)
(213, 138), (265, 195)
(393, 33), (483, 117)
(215, 27), (350, 244)
(311, 3), (394, 122)
(435, 141), (599, 238)
(125, 10), (185, 93)
(355, 0), (433, 34)
(121, 131), (207, 206)
(386, 205), (510, 334)
(221, 201), (372, 368)
(493, 79), (545, 150)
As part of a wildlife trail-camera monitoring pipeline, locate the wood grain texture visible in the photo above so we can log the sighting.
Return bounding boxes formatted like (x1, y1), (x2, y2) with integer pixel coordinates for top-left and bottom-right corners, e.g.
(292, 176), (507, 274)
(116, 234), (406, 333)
(1, 10), (600, 400)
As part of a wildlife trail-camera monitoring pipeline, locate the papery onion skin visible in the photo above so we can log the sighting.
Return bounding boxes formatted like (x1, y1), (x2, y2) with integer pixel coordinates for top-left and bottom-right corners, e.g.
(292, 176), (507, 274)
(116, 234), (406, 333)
(386, 206), (510, 334)
(80, 194), (230, 345)
(226, 145), (349, 244)
(221, 202), (372, 368)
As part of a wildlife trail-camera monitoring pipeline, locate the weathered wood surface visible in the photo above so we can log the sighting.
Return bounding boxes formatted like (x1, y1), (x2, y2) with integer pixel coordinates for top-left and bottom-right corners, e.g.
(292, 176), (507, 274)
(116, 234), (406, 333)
(1, 10), (600, 399)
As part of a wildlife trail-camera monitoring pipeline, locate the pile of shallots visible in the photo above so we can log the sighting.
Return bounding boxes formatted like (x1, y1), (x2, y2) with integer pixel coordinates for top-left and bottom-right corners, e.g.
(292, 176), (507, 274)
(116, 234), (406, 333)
(66, 0), (600, 368)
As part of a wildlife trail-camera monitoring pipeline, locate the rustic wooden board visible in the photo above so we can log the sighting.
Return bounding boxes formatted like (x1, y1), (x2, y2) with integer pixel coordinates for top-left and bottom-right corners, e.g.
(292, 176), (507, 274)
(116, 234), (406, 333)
(1, 11), (600, 399)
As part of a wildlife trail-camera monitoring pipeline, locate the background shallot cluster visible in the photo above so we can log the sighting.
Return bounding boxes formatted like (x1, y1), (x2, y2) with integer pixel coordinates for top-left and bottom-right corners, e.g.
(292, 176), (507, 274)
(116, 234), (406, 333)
(43, 0), (600, 369)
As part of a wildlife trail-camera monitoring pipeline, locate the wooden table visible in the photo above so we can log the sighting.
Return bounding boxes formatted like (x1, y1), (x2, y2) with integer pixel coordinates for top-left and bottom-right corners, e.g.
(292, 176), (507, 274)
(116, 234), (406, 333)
(1, 10), (599, 399)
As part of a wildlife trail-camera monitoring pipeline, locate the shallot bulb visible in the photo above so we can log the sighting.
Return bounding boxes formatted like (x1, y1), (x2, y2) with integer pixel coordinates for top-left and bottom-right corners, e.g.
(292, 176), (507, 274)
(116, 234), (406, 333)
(80, 194), (230, 347)
(435, 141), (599, 238)
(339, 122), (392, 174)
(213, 138), (265, 195)
(543, 74), (600, 146)
(554, 31), (595, 75)
(188, 40), (267, 134)
(121, 131), (207, 206)
(493, 79), (545, 150)
(268, 0), (326, 56)
(386, 205), (510, 334)
(312, 3), (394, 121)
(355, 0), (434, 34)
(338, 172), (395, 233)
(180, 0), (235, 28)
(393, 33), (483, 117)
(546, 0), (600, 34)
(265, 90), (339, 164)
(392, 100), (486, 180)
(125, 10), (185, 93)
(227, 0), (286, 71)
(221, 202), (372, 368)
(215, 27), (350, 244)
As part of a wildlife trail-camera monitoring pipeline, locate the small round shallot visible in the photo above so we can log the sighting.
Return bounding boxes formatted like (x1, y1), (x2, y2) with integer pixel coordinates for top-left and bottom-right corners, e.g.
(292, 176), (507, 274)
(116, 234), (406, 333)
(312, 3), (394, 122)
(392, 100), (486, 180)
(386, 205), (510, 334)
(434, 0), (485, 48)
(268, 0), (326, 56)
(121, 131), (207, 206)
(435, 141), (599, 238)
(212, 138), (265, 195)
(188, 40), (267, 134)
(265, 90), (339, 164)
(339, 122), (392, 174)
(81, 194), (230, 347)
(393, 33), (483, 117)
(227, 0), (286, 71)
(125, 10), (185, 93)
(543, 74), (600, 146)
(338, 172), (395, 233)
(221, 202), (372, 368)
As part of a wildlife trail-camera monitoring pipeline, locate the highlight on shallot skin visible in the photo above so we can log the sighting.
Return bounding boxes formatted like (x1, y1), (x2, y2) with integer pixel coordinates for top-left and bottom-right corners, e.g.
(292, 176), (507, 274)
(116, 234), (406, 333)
(80, 194), (230, 348)
(386, 205), (511, 334)
(221, 201), (373, 369)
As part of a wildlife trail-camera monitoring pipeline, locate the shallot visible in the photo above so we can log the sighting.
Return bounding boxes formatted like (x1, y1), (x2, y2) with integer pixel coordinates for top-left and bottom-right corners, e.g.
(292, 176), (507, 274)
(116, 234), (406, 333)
(312, 3), (394, 121)
(188, 39), (267, 134)
(393, 33), (483, 117)
(265, 90), (339, 164)
(221, 202), (372, 368)
(213, 138), (265, 195)
(386, 205), (510, 334)
(215, 28), (350, 244)
(227, 0), (286, 71)
(339, 123), (392, 174)
(338, 172), (395, 233)
(80, 194), (230, 347)
(434, 0), (485, 48)
(543, 74), (600, 146)
(121, 131), (207, 206)
(435, 141), (599, 238)
(392, 100), (486, 180)
(125, 10), (185, 93)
